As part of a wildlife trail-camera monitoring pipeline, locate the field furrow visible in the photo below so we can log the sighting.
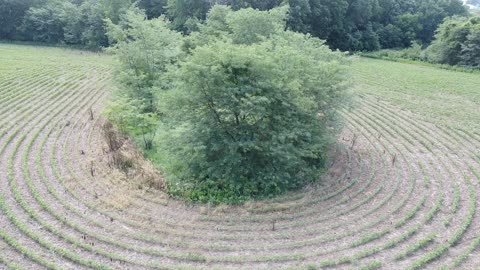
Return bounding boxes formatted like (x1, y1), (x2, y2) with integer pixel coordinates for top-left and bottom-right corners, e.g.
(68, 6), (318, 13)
(1, 45), (479, 269)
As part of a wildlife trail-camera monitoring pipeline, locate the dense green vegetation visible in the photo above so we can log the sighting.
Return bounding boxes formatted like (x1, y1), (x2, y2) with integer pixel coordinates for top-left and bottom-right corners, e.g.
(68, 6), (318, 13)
(287, 0), (468, 51)
(106, 6), (349, 203)
(364, 15), (480, 67)
(426, 16), (480, 66)
(0, 0), (471, 52)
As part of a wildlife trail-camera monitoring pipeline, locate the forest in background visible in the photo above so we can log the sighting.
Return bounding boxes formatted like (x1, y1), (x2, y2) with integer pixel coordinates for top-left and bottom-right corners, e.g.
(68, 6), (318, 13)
(0, 0), (474, 52)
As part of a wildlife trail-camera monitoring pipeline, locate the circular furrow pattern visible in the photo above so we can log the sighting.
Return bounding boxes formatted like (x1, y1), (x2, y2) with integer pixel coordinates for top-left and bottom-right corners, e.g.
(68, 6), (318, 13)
(0, 90), (98, 268)
(351, 96), (480, 270)
(64, 97), (420, 266)
(1, 44), (479, 269)
(0, 46), (114, 269)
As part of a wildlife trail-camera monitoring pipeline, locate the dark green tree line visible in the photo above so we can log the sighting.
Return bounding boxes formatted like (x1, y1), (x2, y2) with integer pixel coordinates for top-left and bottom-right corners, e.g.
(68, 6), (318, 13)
(426, 16), (480, 66)
(287, 0), (468, 51)
(0, 0), (469, 52)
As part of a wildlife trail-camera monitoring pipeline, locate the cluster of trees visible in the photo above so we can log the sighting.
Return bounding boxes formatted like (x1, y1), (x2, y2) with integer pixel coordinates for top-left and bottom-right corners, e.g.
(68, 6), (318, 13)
(0, 0), (470, 52)
(1, 0), (131, 48)
(289, 0), (468, 51)
(106, 6), (349, 203)
(365, 15), (480, 67)
(426, 16), (480, 66)
(165, 0), (470, 51)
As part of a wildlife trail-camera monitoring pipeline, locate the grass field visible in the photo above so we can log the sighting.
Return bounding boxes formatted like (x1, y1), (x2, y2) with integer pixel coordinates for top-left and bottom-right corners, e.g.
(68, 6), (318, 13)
(1, 44), (480, 269)
(353, 57), (480, 131)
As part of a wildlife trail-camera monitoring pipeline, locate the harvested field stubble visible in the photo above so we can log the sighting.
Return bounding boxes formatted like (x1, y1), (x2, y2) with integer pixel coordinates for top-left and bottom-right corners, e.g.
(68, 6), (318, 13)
(0, 45), (479, 269)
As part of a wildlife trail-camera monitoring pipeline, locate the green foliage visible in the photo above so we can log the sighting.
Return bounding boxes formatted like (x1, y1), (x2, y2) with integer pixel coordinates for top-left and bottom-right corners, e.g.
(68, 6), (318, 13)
(106, 6), (183, 149)
(106, 6), (184, 110)
(0, 0), (469, 54)
(107, 6), (349, 203)
(165, 0), (210, 33)
(77, 0), (110, 48)
(105, 98), (159, 149)
(0, 0), (34, 39)
(363, 41), (426, 61)
(225, 6), (287, 44)
(461, 26), (480, 66)
(1, 0), (132, 48)
(21, 0), (77, 43)
(415, 0), (468, 43)
(287, 0), (468, 51)
(287, 0), (348, 47)
(101, 0), (132, 24)
(150, 7), (349, 203)
(426, 16), (480, 66)
(460, 26), (480, 67)
(59, 0), (110, 48)
(137, 0), (167, 19)
(186, 5), (288, 50)
(224, 0), (285, 10)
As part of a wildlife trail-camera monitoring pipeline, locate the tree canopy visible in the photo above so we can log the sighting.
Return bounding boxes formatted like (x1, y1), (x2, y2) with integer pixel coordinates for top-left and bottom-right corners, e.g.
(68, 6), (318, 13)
(426, 16), (480, 66)
(287, 0), (468, 51)
(106, 6), (349, 203)
(0, 0), (469, 52)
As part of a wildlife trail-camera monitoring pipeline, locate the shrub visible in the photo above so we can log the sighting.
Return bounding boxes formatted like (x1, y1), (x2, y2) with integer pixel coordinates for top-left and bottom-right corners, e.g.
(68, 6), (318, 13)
(156, 19), (348, 202)
(108, 6), (350, 203)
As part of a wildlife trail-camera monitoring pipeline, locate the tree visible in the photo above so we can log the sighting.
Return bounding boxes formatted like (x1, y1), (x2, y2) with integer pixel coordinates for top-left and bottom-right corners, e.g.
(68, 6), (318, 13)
(239, 0), (285, 10)
(0, 0), (34, 39)
(287, 0), (311, 33)
(394, 13), (421, 46)
(101, 0), (132, 24)
(78, 0), (110, 48)
(426, 16), (480, 66)
(288, 0), (349, 48)
(137, 0), (167, 18)
(226, 6), (287, 44)
(378, 23), (404, 48)
(220, 0), (285, 10)
(460, 26), (480, 66)
(165, 0), (210, 33)
(286, 0), (467, 51)
(184, 5), (288, 51)
(415, 0), (467, 44)
(154, 7), (349, 202)
(21, 0), (77, 43)
(106, 6), (184, 148)
(359, 22), (381, 51)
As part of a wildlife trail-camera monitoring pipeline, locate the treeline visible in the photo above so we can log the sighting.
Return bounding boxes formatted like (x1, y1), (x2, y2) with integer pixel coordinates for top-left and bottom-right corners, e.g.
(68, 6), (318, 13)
(0, 0), (132, 48)
(0, 0), (470, 51)
(288, 0), (468, 51)
(426, 16), (480, 66)
(365, 15), (480, 67)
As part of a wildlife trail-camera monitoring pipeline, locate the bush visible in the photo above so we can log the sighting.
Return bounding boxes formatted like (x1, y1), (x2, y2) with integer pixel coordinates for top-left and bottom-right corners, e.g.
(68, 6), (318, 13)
(108, 6), (349, 203)
(105, 7), (184, 149)
(154, 7), (349, 203)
